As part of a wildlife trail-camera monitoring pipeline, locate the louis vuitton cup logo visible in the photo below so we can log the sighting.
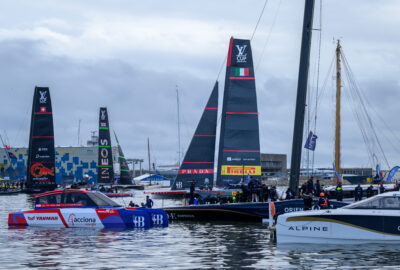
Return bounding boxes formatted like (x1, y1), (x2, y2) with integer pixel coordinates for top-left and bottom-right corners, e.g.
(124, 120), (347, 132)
(236, 45), (247, 63)
(100, 110), (106, 121)
(39, 91), (47, 104)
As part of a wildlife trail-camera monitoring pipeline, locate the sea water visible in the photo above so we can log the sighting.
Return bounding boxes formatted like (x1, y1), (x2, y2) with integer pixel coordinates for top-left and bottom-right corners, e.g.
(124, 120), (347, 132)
(1, 192), (400, 269)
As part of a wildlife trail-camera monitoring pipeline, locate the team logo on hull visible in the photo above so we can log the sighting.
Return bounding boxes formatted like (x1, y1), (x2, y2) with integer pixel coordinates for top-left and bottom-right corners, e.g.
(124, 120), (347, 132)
(133, 216), (146, 227)
(221, 165), (261, 176)
(178, 169), (214, 175)
(30, 163), (54, 178)
(152, 214), (164, 225)
(235, 45), (247, 63)
(39, 91), (47, 104)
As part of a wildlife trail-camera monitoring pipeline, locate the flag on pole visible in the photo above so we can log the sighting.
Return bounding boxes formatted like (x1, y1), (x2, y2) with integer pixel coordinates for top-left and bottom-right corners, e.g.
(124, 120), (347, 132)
(304, 131), (318, 151)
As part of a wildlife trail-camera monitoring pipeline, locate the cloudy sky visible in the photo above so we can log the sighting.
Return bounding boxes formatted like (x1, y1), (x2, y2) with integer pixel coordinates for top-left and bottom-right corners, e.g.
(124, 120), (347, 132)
(0, 0), (399, 170)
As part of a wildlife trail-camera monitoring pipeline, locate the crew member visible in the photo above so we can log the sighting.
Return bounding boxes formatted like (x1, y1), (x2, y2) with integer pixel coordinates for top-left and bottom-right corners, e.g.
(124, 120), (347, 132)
(306, 176), (314, 194)
(269, 186), (278, 201)
(314, 179), (321, 197)
(189, 181), (195, 205)
(145, 195), (154, 208)
(303, 191), (313, 210)
(300, 182), (307, 196)
(379, 183), (385, 194)
(354, 183), (363, 201)
(286, 188), (294, 200)
(366, 185), (374, 198)
(336, 183), (343, 201)
(318, 192), (330, 209)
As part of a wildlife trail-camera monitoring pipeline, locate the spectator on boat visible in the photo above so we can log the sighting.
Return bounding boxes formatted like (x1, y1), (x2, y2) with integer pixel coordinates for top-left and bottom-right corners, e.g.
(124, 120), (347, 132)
(379, 183), (385, 194)
(354, 183), (363, 201)
(300, 182), (307, 196)
(248, 177), (259, 202)
(314, 179), (321, 197)
(128, 201), (136, 207)
(270, 186), (278, 202)
(318, 192), (330, 209)
(303, 191), (314, 210)
(366, 185), (374, 198)
(189, 181), (195, 205)
(263, 185), (269, 202)
(336, 183), (343, 201)
(145, 195), (154, 208)
(286, 188), (295, 200)
(306, 177), (314, 194)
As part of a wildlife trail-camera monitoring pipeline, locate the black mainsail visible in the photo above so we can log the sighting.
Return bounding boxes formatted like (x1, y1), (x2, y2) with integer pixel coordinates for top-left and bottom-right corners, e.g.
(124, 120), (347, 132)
(113, 131), (132, 185)
(98, 107), (114, 184)
(26, 86), (57, 190)
(216, 37), (261, 187)
(171, 82), (218, 190)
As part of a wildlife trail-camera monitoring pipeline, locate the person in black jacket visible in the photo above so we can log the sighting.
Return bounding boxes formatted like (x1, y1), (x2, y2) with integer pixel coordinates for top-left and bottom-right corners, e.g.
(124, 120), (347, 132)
(269, 186), (278, 201)
(314, 179), (321, 197)
(303, 192), (314, 210)
(286, 188), (294, 200)
(306, 177), (314, 194)
(366, 185), (374, 198)
(354, 183), (363, 201)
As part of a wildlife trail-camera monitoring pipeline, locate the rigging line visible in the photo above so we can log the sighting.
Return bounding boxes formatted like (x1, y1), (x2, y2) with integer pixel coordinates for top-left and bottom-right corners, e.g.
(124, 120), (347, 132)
(216, 55), (227, 82)
(250, 0), (269, 41)
(311, 0), (323, 171)
(342, 52), (390, 169)
(256, 0), (282, 71)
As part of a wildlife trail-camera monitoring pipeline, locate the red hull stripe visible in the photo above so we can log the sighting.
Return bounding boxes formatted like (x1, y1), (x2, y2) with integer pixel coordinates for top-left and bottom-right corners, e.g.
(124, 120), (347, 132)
(32, 136), (54, 138)
(226, 112), (258, 115)
(223, 150), (260, 152)
(22, 209), (69, 228)
(183, 162), (214, 164)
(229, 77), (255, 80)
(194, 134), (216, 137)
(34, 112), (52, 115)
(227, 37), (233, 67)
(205, 107), (218, 110)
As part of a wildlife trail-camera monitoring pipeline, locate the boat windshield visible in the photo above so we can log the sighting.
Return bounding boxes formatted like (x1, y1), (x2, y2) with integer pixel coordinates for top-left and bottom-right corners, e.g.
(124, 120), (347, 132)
(343, 195), (400, 210)
(87, 192), (121, 207)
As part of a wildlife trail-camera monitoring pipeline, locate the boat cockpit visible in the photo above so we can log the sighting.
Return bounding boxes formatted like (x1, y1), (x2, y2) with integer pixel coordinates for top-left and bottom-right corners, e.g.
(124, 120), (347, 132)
(35, 189), (121, 209)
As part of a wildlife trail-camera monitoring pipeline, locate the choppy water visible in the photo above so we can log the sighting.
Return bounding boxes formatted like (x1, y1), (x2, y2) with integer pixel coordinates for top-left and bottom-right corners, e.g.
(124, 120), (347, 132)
(1, 191), (400, 269)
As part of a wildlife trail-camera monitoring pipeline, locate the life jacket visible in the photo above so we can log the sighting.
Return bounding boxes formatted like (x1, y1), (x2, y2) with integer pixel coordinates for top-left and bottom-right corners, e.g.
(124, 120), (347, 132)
(320, 197), (328, 206)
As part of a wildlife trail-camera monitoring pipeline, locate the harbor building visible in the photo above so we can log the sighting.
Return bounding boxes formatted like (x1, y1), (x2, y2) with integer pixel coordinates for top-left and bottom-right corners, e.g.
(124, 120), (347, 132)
(260, 153), (287, 180)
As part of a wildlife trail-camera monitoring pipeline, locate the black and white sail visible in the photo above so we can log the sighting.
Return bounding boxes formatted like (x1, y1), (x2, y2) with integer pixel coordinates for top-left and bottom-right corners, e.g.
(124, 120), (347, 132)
(97, 107), (114, 184)
(171, 82), (218, 190)
(216, 37), (261, 187)
(113, 131), (132, 185)
(26, 87), (57, 190)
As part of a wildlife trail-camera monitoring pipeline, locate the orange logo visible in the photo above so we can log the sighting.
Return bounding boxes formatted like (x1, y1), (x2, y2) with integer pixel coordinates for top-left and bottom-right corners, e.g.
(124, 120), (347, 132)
(31, 163), (54, 177)
(221, 165), (261, 176)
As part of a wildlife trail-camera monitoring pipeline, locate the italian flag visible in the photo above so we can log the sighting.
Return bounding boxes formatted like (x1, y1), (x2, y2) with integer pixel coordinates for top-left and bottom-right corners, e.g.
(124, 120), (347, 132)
(234, 68), (249, 77)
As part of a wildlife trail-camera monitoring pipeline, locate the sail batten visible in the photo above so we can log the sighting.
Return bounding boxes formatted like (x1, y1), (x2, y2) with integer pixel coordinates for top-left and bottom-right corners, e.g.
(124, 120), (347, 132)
(216, 38), (261, 187)
(26, 87), (57, 190)
(97, 107), (114, 184)
(171, 82), (219, 190)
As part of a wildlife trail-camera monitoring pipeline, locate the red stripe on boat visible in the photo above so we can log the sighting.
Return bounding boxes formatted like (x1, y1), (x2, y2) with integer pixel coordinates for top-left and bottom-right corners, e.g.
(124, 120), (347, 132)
(229, 77), (255, 80)
(205, 107), (218, 110)
(193, 134), (216, 137)
(226, 112), (258, 115)
(223, 150), (260, 152)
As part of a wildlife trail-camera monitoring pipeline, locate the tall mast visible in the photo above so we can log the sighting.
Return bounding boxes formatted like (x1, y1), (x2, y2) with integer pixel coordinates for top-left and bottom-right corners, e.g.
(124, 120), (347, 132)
(334, 40), (341, 185)
(176, 86), (181, 166)
(147, 137), (151, 185)
(289, 0), (315, 194)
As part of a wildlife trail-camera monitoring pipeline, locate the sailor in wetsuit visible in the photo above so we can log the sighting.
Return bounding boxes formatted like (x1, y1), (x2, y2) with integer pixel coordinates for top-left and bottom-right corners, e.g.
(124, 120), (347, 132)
(318, 193), (330, 209)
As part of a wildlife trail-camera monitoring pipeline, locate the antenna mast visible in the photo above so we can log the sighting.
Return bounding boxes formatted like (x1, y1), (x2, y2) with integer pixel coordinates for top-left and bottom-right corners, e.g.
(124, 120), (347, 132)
(335, 40), (342, 185)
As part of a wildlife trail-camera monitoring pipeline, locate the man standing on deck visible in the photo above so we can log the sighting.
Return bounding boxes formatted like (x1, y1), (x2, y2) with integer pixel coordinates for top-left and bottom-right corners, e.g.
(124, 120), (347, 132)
(366, 185), (374, 198)
(189, 181), (195, 205)
(314, 179), (321, 197)
(354, 183), (363, 201)
(306, 177), (314, 194)
(336, 183), (343, 201)
(145, 195), (154, 208)
(303, 191), (313, 210)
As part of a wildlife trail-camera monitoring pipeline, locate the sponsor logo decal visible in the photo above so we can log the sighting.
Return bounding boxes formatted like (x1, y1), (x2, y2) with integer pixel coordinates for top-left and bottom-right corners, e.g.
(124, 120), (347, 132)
(36, 154), (50, 159)
(284, 207), (304, 213)
(100, 110), (106, 120)
(221, 165), (261, 176)
(40, 106), (47, 113)
(68, 214), (96, 226)
(36, 216), (58, 221)
(100, 122), (106, 127)
(28, 216), (35, 221)
(152, 214), (164, 225)
(235, 45), (247, 63)
(288, 226), (328, 232)
(133, 216), (146, 227)
(38, 147), (48, 152)
(30, 163), (54, 178)
(39, 90), (47, 104)
(178, 169), (214, 175)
